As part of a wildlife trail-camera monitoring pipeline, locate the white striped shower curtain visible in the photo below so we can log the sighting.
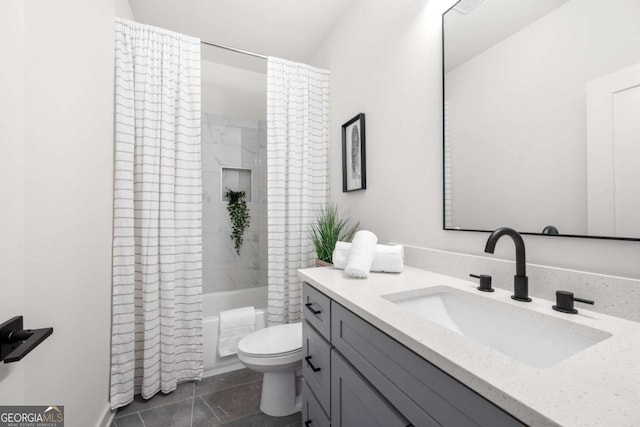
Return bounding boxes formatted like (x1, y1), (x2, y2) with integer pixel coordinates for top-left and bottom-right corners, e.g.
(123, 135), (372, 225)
(266, 57), (330, 325)
(110, 19), (203, 409)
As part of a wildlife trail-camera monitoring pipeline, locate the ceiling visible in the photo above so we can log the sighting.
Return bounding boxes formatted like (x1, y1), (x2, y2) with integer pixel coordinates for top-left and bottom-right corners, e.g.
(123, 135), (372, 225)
(128, 0), (356, 71)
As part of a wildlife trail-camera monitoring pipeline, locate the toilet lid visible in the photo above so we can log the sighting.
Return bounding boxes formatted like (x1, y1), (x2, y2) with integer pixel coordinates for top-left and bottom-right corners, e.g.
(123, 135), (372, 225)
(238, 322), (302, 357)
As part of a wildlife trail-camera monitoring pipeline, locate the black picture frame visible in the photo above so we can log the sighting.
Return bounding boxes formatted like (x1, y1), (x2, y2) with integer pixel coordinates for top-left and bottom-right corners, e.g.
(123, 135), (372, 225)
(342, 113), (366, 192)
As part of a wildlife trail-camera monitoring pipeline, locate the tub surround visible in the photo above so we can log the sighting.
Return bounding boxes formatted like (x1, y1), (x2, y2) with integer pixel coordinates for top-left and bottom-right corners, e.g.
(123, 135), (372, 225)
(299, 266), (640, 427)
(404, 245), (640, 323)
(202, 286), (268, 318)
(202, 113), (267, 294)
(201, 288), (268, 377)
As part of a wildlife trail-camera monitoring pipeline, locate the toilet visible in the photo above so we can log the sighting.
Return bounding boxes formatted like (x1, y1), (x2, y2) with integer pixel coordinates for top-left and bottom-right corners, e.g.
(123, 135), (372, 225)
(237, 322), (303, 417)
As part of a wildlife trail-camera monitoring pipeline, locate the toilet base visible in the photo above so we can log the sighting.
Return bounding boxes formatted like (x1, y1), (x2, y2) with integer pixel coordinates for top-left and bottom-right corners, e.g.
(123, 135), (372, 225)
(259, 370), (301, 417)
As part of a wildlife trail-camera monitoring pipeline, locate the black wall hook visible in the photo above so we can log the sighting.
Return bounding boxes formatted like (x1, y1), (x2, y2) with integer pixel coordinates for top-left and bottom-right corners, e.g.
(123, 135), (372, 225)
(0, 316), (53, 363)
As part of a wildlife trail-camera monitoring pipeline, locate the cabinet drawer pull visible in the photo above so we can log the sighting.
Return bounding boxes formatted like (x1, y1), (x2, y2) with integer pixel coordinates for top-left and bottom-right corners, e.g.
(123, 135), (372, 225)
(305, 302), (321, 315)
(305, 356), (321, 372)
(304, 421), (312, 426)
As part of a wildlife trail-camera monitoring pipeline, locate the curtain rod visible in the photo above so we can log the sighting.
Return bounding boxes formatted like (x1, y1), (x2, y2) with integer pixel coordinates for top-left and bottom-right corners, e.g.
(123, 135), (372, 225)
(200, 40), (268, 60)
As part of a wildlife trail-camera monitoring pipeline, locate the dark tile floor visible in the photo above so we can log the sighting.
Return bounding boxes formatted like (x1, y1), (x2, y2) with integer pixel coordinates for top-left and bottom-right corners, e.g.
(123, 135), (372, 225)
(112, 369), (301, 427)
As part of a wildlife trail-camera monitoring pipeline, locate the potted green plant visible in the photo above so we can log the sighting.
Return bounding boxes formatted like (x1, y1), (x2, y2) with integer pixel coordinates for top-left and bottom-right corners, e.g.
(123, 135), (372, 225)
(309, 205), (359, 266)
(225, 188), (250, 255)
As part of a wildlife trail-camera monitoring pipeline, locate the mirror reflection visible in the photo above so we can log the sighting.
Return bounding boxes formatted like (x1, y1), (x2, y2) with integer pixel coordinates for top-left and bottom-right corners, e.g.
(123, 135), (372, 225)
(443, 0), (640, 239)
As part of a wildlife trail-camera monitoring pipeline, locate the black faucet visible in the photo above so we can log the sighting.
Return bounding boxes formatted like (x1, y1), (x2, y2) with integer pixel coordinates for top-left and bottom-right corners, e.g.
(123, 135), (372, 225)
(484, 227), (531, 302)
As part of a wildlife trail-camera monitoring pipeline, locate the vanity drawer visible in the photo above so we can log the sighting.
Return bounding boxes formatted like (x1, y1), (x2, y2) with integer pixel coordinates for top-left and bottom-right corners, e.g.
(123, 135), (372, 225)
(302, 380), (330, 427)
(303, 282), (331, 340)
(331, 349), (410, 427)
(303, 320), (332, 415)
(331, 302), (526, 427)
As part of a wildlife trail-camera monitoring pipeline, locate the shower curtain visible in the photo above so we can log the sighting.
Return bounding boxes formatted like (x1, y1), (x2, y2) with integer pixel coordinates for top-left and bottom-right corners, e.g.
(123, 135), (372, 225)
(110, 18), (203, 409)
(266, 57), (330, 325)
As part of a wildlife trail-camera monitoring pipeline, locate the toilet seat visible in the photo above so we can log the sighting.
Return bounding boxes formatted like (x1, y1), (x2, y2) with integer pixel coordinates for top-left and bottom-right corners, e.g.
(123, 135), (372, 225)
(238, 322), (302, 358)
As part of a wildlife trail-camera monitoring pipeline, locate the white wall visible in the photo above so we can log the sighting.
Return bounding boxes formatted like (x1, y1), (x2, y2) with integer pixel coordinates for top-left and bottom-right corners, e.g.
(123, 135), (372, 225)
(0, 0), (26, 405)
(447, 0), (640, 234)
(0, 0), (133, 425)
(201, 60), (266, 120)
(310, 0), (640, 279)
(114, 0), (134, 18)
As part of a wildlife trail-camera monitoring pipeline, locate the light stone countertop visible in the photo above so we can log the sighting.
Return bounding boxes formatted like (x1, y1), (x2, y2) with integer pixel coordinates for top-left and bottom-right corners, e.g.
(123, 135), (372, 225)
(299, 265), (640, 427)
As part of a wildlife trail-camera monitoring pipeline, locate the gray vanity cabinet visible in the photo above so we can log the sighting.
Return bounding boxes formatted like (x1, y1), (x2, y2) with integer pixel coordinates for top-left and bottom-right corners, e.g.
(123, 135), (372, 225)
(303, 321), (332, 412)
(302, 282), (526, 427)
(331, 302), (525, 427)
(302, 283), (406, 427)
(302, 380), (330, 427)
(303, 281), (332, 339)
(331, 349), (410, 427)
(302, 282), (333, 425)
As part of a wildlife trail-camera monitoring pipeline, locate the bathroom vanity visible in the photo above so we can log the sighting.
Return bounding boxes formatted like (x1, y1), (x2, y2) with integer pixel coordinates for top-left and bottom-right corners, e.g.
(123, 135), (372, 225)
(299, 266), (640, 427)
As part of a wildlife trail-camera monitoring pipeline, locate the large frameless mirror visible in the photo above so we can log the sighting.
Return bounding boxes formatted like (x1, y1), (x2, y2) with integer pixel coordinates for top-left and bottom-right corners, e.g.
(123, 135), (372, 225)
(443, 0), (640, 240)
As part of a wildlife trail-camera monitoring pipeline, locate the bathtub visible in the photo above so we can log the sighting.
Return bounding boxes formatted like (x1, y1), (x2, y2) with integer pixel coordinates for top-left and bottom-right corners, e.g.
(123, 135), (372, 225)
(202, 286), (268, 377)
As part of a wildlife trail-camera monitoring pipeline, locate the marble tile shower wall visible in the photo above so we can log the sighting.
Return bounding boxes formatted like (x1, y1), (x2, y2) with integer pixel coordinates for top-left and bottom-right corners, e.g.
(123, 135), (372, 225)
(202, 113), (267, 294)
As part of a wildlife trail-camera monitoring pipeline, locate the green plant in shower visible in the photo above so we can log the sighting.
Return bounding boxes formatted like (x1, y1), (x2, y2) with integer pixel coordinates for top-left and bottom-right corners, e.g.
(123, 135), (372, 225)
(309, 204), (359, 264)
(225, 188), (250, 255)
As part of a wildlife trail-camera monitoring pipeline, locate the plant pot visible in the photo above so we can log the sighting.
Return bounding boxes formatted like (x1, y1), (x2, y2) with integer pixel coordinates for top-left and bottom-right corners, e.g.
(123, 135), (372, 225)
(315, 259), (333, 267)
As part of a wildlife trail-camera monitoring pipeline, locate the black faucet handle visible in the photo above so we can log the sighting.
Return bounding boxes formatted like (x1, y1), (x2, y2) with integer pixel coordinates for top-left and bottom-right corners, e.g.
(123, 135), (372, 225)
(470, 274), (494, 292)
(552, 291), (594, 314)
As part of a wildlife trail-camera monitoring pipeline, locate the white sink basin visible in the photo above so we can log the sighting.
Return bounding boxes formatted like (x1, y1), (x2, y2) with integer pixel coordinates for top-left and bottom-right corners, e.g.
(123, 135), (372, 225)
(382, 287), (611, 369)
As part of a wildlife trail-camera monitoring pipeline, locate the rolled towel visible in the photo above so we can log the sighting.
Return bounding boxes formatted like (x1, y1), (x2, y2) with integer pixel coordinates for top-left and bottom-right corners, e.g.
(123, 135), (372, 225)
(333, 241), (404, 273)
(345, 230), (378, 278)
(332, 241), (352, 268)
(218, 306), (255, 357)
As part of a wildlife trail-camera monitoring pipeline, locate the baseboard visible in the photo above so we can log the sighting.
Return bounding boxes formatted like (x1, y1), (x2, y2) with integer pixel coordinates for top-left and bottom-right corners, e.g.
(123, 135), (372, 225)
(96, 402), (115, 427)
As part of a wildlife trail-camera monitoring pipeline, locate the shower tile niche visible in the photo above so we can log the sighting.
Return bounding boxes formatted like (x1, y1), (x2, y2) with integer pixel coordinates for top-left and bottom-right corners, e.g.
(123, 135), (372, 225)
(202, 113), (267, 294)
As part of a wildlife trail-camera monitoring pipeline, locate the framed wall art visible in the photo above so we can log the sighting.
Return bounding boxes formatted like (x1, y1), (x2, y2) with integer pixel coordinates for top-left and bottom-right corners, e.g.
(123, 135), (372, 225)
(342, 113), (366, 192)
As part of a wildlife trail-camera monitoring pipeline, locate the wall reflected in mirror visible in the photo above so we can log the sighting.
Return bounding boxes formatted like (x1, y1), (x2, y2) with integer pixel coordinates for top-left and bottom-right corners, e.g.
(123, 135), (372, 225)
(443, 0), (640, 239)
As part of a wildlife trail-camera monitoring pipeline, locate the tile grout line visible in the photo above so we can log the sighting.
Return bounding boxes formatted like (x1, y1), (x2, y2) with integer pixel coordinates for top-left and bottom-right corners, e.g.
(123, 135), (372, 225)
(190, 382), (195, 427)
(135, 396), (195, 417)
(131, 382), (197, 419)
(217, 409), (275, 427)
(190, 396), (195, 427)
(199, 396), (221, 424)
(118, 394), (192, 417)
(211, 379), (264, 424)
(194, 377), (263, 398)
(116, 372), (265, 425)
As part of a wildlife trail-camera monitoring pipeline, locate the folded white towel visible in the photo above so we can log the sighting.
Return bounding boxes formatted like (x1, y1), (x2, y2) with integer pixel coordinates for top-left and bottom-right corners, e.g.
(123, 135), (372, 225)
(372, 243), (404, 273)
(218, 306), (255, 357)
(345, 230), (378, 279)
(218, 325), (255, 357)
(220, 306), (255, 329)
(333, 242), (404, 273)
